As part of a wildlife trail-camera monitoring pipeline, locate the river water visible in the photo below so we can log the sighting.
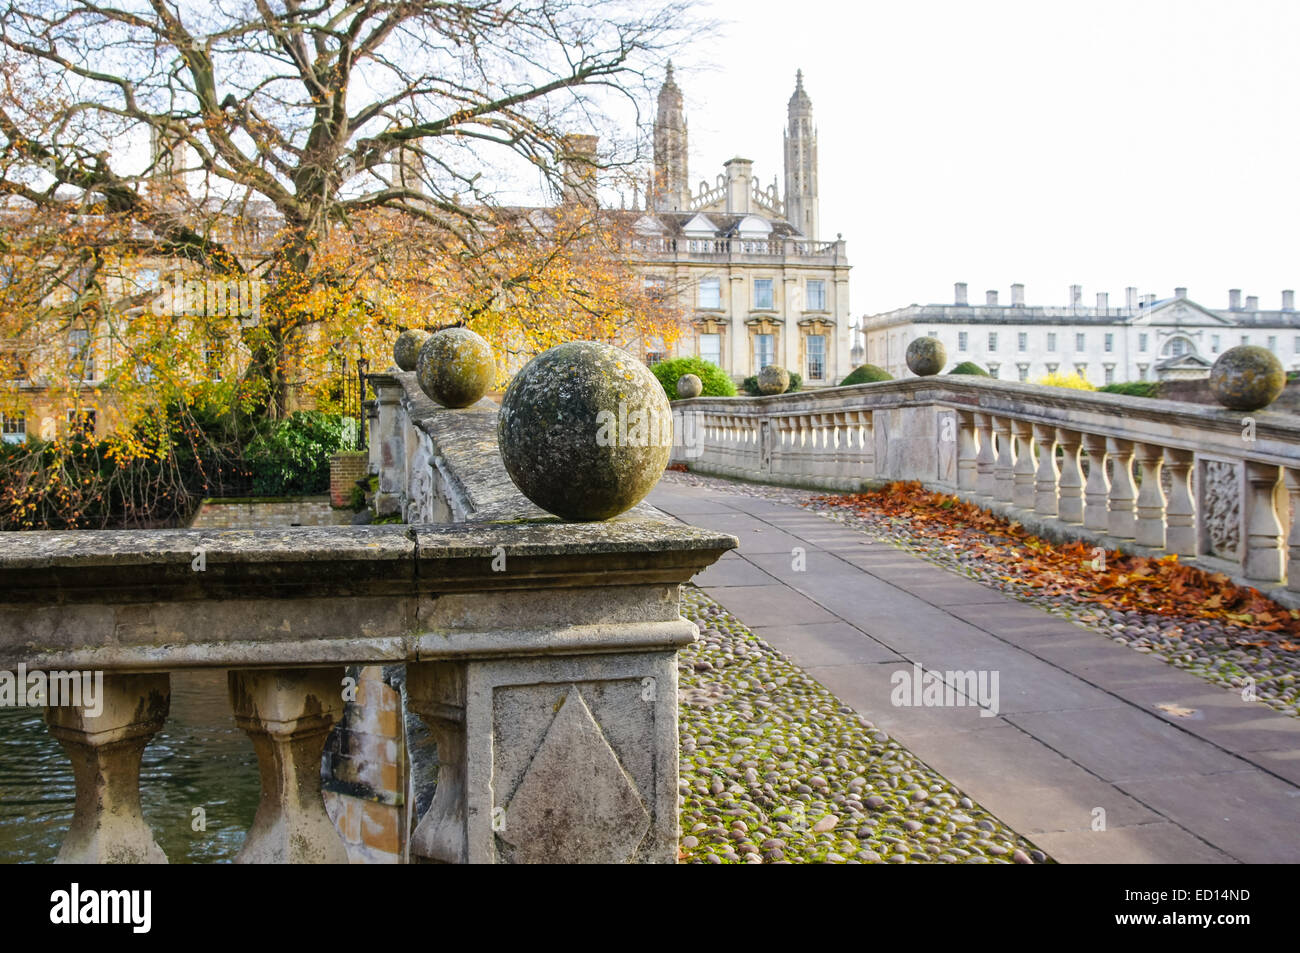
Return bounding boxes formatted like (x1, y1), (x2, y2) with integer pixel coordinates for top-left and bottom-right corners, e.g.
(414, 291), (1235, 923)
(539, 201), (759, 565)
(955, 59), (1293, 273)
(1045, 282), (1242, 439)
(0, 670), (261, 863)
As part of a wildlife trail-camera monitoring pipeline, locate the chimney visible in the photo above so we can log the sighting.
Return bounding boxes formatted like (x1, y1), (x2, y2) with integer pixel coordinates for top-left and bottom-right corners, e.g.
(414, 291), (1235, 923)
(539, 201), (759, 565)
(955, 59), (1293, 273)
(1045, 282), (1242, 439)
(1096, 292), (1109, 311)
(1174, 286), (1187, 299)
(559, 134), (600, 205)
(724, 157), (753, 214)
(1284, 290), (1295, 311)
(954, 282), (968, 305)
(1246, 295), (1259, 311)
(986, 290), (999, 306)
(1069, 284), (1082, 310)
(1141, 294), (1156, 307)
(1125, 286), (1138, 310)
(1010, 283), (1024, 307)
(1229, 288), (1242, 310)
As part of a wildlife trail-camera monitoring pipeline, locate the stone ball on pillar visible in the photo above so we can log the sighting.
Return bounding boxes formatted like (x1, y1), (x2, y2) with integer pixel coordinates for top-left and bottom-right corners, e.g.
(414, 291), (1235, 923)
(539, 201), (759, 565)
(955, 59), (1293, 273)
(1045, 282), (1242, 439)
(676, 373), (703, 399)
(393, 329), (430, 372)
(497, 341), (671, 521)
(757, 365), (790, 395)
(906, 336), (946, 376)
(1208, 345), (1285, 411)
(415, 327), (496, 408)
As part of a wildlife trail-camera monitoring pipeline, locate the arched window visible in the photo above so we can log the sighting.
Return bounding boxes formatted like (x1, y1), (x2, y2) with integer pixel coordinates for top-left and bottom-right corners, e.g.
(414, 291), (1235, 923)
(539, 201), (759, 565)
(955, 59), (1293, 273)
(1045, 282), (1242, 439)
(1162, 336), (1195, 357)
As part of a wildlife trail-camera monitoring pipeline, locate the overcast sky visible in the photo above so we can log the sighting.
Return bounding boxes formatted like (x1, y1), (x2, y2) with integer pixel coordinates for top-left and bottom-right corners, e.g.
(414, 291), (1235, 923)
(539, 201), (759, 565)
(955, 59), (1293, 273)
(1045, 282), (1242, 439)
(669, 0), (1300, 317)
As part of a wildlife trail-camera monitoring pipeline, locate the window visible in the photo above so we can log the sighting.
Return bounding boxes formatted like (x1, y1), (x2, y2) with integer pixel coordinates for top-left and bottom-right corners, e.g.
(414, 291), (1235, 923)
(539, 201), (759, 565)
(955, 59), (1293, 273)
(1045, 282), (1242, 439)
(1139, 333), (1148, 352)
(1074, 363), (1087, 377)
(66, 409), (95, 439)
(1104, 333), (1114, 352)
(988, 332), (998, 351)
(806, 279), (826, 311)
(204, 341), (223, 381)
(699, 333), (721, 367)
(1046, 362), (1058, 374)
(928, 329), (937, 338)
(1046, 332), (1057, 352)
(1017, 364), (1029, 382)
(1241, 335), (1249, 346)
(1164, 337), (1191, 357)
(644, 275), (667, 301)
(67, 328), (94, 380)
(986, 363), (1000, 378)
(1018, 332), (1027, 352)
(1211, 335), (1220, 352)
(1104, 365), (1115, 384)
(958, 331), (968, 352)
(698, 277), (721, 310)
(753, 279), (774, 311)
(645, 351), (665, 366)
(1268, 335), (1277, 351)
(1, 412), (25, 444)
(1075, 333), (1086, 351)
(806, 334), (826, 380)
(754, 333), (774, 370)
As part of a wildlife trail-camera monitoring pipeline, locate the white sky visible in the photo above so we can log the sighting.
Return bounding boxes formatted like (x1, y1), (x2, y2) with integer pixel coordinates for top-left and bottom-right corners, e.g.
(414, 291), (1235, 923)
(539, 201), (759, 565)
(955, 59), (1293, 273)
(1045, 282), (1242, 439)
(671, 0), (1300, 317)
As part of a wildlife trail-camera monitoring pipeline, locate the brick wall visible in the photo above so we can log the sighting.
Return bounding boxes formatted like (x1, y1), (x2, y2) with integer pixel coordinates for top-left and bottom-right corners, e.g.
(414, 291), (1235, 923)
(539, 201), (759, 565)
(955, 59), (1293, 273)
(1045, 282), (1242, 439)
(330, 451), (370, 508)
(323, 665), (409, 864)
(188, 496), (351, 529)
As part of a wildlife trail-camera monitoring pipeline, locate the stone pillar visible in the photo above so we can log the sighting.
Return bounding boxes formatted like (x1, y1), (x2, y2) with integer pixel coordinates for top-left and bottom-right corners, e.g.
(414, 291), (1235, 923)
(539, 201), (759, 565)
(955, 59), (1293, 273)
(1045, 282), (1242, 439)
(1285, 469), (1300, 593)
(1134, 444), (1167, 548)
(1244, 462), (1285, 582)
(992, 416), (1014, 503)
(1033, 423), (1059, 515)
(1164, 449), (1197, 556)
(1011, 420), (1036, 509)
(956, 411), (978, 491)
(1107, 438), (1137, 539)
(407, 662), (469, 864)
(974, 413), (996, 498)
(1056, 429), (1084, 523)
(1081, 433), (1110, 531)
(229, 667), (348, 864)
(46, 673), (170, 864)
(374, 381), (405, 516)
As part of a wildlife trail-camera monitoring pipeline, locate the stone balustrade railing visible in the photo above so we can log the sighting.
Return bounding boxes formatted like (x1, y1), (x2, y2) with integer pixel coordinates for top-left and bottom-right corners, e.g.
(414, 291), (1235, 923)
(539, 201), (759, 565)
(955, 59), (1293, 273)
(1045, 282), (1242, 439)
(671, 376), (1300, 602)
(0, 370), (733, 864)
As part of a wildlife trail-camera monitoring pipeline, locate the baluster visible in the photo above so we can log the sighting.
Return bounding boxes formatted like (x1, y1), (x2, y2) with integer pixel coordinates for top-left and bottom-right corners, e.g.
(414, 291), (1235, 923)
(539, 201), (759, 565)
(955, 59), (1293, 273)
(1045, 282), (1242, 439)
(956, 411), (979, 491)
(1134, 444), (1167, 548)
(1032, 422), (1059, 515)
(974, 413), (996, 498)
(47, 673), (170, 864)
(229, 667), (348, 863)
(1244, 461), (1284, 582)
(1011, 420), (1036, 508)
(1107, 438), (1137, 539)
(993, 416), (1015, 503)
(1285, 468), (1300, 592)
(1081, 434), (1110, 531)
(1164, 448), (1197, 556)
(1056, 429), (1084, 523)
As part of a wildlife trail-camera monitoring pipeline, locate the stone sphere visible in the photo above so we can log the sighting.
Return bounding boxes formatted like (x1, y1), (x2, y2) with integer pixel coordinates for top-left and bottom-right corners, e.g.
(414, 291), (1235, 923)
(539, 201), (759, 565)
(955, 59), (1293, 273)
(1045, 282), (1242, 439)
(906, 336), (946, 376)
(757, 365), (790, 395)
(676, 373), (703, 399)
(497, 341), (672, 521)
(393, 329), (430, 372)
(1209, 345), (1285, 411)
(415, 327), (495, 408)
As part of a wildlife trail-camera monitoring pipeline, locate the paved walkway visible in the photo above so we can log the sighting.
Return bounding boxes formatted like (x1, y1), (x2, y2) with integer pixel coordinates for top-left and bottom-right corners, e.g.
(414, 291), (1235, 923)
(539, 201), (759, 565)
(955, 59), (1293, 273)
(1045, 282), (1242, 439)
(648, 482), (1300, 864)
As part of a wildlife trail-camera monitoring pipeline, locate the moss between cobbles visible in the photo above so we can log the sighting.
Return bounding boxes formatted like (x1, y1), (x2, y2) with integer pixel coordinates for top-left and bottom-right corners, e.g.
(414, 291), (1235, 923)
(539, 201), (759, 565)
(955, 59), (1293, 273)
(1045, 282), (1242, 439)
(677, 586), (1050, 864)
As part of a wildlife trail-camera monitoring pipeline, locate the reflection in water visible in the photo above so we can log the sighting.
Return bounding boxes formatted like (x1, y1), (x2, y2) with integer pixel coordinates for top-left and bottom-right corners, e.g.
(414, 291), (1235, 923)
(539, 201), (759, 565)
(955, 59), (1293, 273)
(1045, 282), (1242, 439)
(0, 670), (261, 863)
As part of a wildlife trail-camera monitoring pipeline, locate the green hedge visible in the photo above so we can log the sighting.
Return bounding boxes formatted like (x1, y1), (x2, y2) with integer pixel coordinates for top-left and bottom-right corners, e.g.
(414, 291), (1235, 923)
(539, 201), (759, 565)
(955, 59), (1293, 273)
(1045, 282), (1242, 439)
(1099, 381), (1161, 398)
(741, 370), (802, 396)
(650, 357), (737, 399)
(839, 364), (893, 386)
(245, 411), (358, 496)
(949, 361), (992, 376)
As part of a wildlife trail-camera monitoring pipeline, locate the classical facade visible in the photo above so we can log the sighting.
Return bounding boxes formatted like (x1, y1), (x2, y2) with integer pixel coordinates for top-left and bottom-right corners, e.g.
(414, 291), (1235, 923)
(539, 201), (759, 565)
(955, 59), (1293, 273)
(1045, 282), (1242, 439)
(631, 67), (851, 387)
(862, 283), (1300, 385)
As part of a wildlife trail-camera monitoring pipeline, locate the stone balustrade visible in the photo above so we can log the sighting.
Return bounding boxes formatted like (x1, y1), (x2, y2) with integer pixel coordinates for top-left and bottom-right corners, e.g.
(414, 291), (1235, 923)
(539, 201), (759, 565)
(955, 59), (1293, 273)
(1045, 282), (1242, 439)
(0, 370), (733, 863)
(671, 376), (1300, 604)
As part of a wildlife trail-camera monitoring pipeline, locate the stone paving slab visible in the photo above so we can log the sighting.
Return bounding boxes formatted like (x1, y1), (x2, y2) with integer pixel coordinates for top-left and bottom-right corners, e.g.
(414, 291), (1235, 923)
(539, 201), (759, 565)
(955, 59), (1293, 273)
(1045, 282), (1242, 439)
(648, 482), (1300, 865)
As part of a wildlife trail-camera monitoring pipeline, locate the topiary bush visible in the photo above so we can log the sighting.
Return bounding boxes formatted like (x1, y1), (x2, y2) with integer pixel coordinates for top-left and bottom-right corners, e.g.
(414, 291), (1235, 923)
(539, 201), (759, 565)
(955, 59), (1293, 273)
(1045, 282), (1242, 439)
(245, 411), (357, 496)
(839, 364), (893, 386)
(651, 357), (737, 400)
(1036, 371), (1096, 391)
(741, 371), (802, 396)
(949, 361), (991, 376)
(1100, 380), (1161, 398)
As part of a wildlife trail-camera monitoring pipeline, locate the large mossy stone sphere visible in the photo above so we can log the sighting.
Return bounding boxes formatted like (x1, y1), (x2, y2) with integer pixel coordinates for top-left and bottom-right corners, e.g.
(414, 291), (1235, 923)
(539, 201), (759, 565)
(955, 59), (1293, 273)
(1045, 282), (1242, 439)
(415, 327), (495, 408)
(1209, 345), (1285, 411)
(393, 329), (430, 372)
(758, 365), (790, 395)
(676, 373), (703, 399)
(906, 336), (946, 376)
(497, 341), (672, 521)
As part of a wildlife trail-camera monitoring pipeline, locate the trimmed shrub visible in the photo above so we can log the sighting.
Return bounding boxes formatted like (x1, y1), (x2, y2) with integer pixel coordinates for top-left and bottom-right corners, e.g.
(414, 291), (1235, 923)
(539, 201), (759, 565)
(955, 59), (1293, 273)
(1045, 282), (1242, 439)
(651, 357), (737, 399)
(1099, 380), (1161, 398)
(839, 363), (893, 386)
(949, 361), (991, 376)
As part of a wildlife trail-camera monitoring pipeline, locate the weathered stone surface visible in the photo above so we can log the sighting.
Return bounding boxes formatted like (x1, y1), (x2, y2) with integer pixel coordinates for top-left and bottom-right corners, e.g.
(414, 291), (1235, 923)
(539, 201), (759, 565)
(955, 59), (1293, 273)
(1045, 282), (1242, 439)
(497, 341), (672, 521)
(676, 373), (703, 399)
(906, 336), (946, 376)
(757, 365), (789, 394)
(393, 329), (431, 372)
(416, 327), (495, 408)
(1209, 344), (1284, 411)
